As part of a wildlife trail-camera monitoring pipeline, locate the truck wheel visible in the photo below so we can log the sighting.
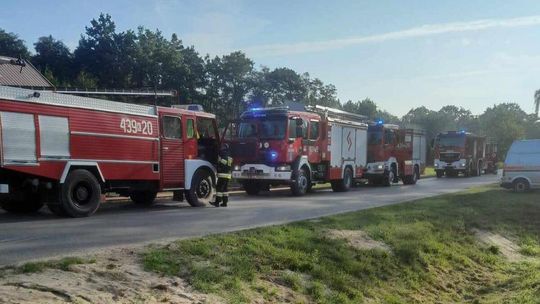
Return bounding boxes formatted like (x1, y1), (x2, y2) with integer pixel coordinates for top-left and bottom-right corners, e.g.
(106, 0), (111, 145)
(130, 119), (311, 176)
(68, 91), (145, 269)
(185, 170), (215, 207)
(403, 167), (419, 185)
(291, 167), (309, 196)
(242, 181), (261, 196)
(383, 169), (395, 187)
(513, 179), (530, 193)
(59, 169), (102, 218)
(331, 167), (353, 192)
(130, 191), (158, 206)
(1, 193), (43, 214)
(436, 170), (444, 178)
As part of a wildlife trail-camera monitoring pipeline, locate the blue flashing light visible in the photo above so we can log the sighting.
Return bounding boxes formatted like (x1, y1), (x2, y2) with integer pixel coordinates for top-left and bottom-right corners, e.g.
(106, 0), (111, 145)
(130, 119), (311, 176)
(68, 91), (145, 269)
(269, 151), (278, 161)
(376, 119), (384, 125)
(460, 130), (466, 134)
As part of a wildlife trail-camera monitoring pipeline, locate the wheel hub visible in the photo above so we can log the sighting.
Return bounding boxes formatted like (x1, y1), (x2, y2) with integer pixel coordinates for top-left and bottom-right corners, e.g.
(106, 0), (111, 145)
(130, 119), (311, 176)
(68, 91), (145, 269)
(197, 179), (211, 198)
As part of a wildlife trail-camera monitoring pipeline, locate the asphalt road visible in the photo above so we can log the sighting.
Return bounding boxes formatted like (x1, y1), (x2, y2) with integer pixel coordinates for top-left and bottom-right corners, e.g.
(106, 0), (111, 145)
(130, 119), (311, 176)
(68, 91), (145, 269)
(0, 175), (498, 265)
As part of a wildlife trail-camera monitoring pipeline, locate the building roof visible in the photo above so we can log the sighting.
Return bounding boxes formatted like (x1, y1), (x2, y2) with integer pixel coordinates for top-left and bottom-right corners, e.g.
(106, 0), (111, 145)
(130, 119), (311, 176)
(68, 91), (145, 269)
(0, 56), (53, 88)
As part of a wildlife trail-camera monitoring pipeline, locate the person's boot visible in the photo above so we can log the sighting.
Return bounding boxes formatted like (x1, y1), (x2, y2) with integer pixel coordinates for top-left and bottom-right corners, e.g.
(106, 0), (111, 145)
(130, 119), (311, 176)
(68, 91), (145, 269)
(220, 197), (228, 207)
(210, 198), (221, 207)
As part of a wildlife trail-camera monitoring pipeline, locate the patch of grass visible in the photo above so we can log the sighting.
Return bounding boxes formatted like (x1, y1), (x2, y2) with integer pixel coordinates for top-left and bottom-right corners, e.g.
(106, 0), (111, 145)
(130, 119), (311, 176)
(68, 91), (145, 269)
(17, 257), (94, 274)
(143, 185), (540, 303)
(422, 166), (436, 177)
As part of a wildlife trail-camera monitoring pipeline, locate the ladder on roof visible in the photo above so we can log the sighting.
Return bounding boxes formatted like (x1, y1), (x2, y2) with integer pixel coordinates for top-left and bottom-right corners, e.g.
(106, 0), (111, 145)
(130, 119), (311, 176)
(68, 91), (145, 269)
(306, 105), (367, 122)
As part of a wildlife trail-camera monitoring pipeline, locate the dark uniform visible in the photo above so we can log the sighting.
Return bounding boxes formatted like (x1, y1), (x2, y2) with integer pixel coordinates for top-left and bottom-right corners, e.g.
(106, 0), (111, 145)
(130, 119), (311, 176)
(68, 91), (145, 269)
(211, 145), (233, 207)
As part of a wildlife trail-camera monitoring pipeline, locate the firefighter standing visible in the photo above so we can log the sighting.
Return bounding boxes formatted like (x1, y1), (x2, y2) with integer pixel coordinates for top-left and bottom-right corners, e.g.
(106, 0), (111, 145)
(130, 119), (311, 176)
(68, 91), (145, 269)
(211, 144), (233, 207)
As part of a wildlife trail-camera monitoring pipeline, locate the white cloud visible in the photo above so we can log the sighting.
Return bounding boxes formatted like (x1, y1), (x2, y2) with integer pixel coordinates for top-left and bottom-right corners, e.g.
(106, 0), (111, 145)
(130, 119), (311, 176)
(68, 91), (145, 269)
(243, 15), (540, 57)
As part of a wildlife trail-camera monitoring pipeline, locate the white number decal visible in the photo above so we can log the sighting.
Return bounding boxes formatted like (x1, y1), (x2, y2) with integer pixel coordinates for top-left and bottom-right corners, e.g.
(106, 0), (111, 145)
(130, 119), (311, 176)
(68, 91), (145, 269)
(120, 118), (154, 135)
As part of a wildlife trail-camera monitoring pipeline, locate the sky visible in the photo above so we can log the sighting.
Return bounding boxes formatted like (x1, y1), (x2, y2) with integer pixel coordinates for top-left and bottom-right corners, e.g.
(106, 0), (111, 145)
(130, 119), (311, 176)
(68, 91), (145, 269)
(1, 0), (540, 116)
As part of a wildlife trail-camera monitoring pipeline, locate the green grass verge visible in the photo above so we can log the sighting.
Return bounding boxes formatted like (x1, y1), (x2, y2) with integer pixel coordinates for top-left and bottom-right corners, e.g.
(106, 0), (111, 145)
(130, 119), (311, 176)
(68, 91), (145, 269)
(16, 257), (95, 274)
(143, 186), (540, 303)
(422, 166), (436, 178)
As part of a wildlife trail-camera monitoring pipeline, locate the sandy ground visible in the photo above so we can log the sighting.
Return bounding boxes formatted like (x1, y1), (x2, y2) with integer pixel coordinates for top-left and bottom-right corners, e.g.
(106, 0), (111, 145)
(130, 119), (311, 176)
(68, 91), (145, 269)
(325, 229), (391, 252)
(472, 229), (526, 262)
(0, 249), (221, 304)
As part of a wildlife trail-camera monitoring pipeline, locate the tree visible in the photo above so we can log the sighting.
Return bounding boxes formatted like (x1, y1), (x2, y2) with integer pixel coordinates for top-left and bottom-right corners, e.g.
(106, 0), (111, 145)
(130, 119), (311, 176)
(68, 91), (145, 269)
(534, 89), (540, 117)
(0, 29), (30, 58)
(343, 98), (377, 118)
(32, 35), (73, 85)
(303, 75), (340, 108)
(478, 103), (528, 156)
(74, 14), (136, 88)
(204, 51), (255, 123)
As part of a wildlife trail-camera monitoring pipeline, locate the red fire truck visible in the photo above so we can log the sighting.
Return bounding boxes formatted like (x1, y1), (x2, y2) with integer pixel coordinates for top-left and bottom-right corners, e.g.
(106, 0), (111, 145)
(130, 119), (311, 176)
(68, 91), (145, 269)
(433, 131), (486, 178)
(0, 85), (220, 217)
(364, 122), (426, 186)
(224, 105), (368, 196)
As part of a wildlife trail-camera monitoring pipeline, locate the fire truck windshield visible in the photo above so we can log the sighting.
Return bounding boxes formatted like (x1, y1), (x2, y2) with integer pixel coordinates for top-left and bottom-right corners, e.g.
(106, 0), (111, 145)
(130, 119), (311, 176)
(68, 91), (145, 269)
(237, 118), (287, 140)
(437, 135), (465, 148)
(368, 131), (383, 145)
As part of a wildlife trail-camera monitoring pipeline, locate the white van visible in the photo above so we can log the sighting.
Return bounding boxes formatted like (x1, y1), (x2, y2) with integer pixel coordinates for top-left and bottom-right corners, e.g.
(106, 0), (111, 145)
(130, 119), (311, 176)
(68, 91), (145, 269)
(500, 139), (540, 192)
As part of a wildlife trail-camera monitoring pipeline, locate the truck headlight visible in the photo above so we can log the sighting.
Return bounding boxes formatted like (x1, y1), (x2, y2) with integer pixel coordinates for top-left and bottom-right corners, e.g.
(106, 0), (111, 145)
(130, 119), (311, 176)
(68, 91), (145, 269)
(233, 165), (241, 171)
(461, 163), (466, 167)
(263, 142), (270, 149)
(434, 163), (439, 168)
(376, 164), (384, 170)
(276, 165), (291, 171)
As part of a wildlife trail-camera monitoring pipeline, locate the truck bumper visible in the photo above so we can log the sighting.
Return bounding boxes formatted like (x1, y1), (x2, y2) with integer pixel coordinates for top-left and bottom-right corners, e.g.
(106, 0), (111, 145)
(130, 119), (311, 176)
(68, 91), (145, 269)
(232, 164), (292, 181)
(363, 172), (385, 180)
(0, 184), (9, 194)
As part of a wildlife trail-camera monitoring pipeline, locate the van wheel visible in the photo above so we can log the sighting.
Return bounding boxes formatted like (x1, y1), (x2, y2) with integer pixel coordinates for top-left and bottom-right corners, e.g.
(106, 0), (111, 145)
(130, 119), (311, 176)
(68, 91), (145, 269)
(242, 181), (261, 196)
(58, 169), (102, 217)
(130, 191), (158, 206)
(436, 170), (444, 178)
(513, 179), (530, 193)
(331, 167), (353, 192)
(291, 167), (309, 196)
(185, 170), (215, 207)
(1, 193), (43, 214)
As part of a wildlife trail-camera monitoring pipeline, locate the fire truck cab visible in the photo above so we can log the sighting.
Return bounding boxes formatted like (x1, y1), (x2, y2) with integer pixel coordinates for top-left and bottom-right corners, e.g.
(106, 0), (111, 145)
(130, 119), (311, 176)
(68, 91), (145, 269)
(225, 105), (368, 196)
(0, 85), (219, 217)
(434, 131), (486, 178)
(364, 122), (426, 186)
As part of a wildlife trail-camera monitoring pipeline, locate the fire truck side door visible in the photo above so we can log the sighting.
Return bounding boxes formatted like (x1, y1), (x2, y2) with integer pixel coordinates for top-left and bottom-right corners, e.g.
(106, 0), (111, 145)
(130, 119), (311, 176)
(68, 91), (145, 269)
(160, 114), (185, 189)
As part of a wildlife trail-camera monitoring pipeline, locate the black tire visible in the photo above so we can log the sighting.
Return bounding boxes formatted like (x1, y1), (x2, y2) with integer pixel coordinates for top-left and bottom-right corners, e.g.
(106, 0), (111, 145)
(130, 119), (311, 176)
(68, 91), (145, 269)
(513, 179), (530, 193)
(382, 168), (396, 187)
(436, 170), (444, 178)
(130, 191), (158, 206)
(0, 192), (43, 214)
(58, 169), (102, 218)
(185, 170), (215, 207)
(403, 166), (419, 185)
(242, 181), (261, 196)
(331, 167), (353, 192)
(291, 167), (309, 196)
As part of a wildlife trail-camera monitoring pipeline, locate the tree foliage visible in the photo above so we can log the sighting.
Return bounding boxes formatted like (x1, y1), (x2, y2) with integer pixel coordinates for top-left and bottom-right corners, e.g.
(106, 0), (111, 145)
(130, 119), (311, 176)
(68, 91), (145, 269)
(0, 29), (30, 58)
(0, 14), (537, 157)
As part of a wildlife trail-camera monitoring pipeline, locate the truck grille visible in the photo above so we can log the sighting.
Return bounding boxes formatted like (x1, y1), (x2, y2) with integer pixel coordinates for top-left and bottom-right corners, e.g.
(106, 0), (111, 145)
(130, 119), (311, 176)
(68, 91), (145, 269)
(231, 142), (257, 158)
(440, 152), (460, 163)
